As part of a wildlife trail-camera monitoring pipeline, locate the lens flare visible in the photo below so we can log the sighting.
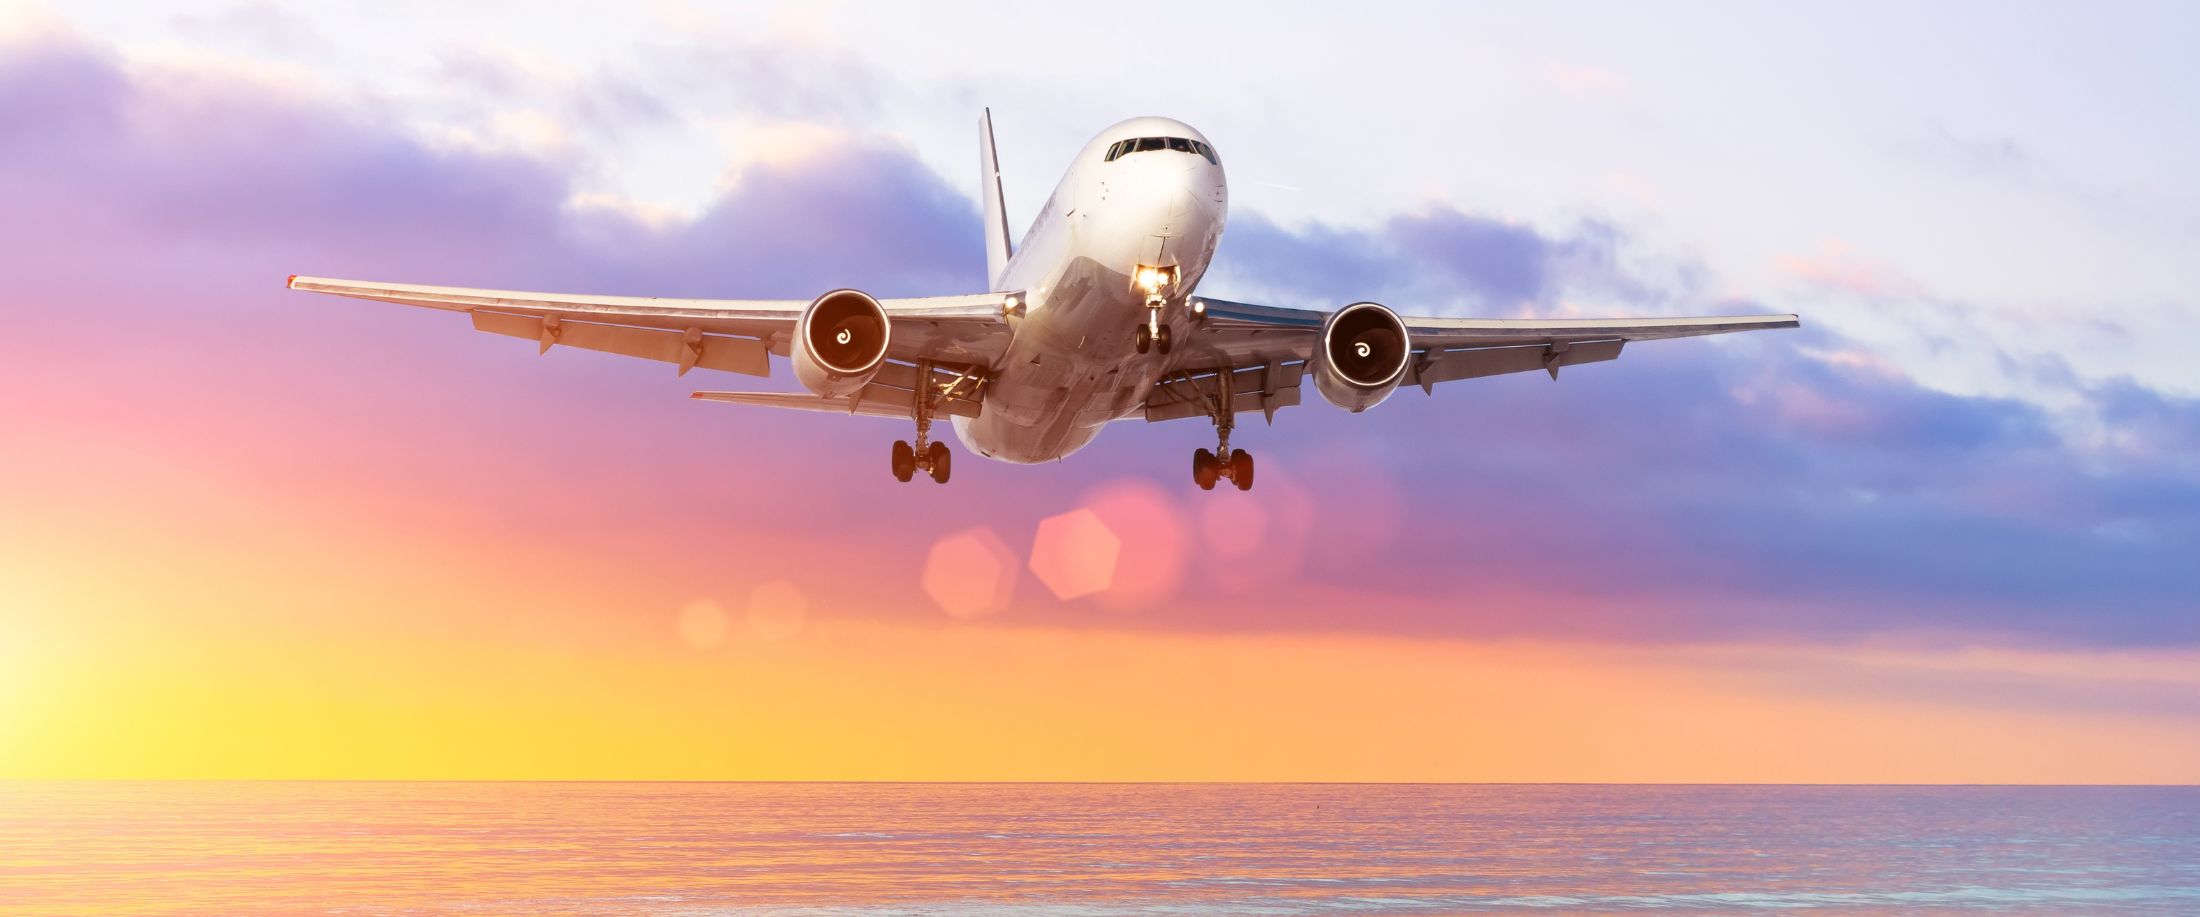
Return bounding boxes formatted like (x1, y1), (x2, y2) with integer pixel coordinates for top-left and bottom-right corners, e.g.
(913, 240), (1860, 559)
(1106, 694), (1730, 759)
(1029, 509), (1121, 601)
(675, 600), (730, 650)
(1078, 478), (1191, 610)
(746, 580), (808, 642)
(922, 527), (1018, 618)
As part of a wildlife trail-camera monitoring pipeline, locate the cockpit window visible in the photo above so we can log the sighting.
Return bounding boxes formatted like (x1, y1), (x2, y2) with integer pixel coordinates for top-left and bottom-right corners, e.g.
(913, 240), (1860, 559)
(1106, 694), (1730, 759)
(1104, 136), (1222, 164)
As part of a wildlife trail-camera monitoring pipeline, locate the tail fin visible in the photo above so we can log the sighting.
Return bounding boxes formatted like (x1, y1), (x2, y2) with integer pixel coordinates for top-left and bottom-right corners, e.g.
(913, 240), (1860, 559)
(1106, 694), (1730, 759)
(979, 108), (1013, 290)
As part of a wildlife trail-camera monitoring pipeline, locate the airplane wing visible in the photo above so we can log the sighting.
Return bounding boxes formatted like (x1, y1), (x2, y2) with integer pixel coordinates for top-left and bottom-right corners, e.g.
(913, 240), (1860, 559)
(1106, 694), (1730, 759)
(286, 275), (1018, 377)
(690, 362), (986, 420)
(1141, 296), (1798, 423)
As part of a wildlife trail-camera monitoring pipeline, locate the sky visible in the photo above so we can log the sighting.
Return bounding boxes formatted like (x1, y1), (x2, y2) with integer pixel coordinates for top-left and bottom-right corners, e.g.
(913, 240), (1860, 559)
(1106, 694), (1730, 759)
(2, 0), (2198, 782)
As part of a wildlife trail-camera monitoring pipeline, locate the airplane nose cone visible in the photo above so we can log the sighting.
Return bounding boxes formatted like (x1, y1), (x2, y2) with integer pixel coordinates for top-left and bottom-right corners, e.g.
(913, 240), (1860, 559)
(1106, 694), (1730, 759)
(1164, 165), (1199, 216)
(1130, 161), (1217, 233)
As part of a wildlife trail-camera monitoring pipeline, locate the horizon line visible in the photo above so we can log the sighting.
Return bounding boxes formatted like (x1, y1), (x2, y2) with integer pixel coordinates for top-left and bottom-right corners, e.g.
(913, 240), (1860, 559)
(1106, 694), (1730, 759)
(7, 778), (2195, 788)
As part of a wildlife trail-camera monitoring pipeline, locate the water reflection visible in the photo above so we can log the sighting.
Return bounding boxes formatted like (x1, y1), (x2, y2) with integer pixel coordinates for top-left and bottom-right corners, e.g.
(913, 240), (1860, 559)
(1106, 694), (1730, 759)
(1, 783), (2194, 915)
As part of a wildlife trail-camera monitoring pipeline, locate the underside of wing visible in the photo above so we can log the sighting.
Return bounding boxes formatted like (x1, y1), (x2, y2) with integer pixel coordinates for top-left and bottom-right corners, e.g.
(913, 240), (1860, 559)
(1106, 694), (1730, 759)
(1398, 312), (1803, 347)
(1140, 362), (1306, 424)
(692, 363), (985, 420)
(287, 275), (1018, 374)
(691, 390), (981, 419)
(1195, 296), (1795, 377)
(1198, 297), (1797, 348)
(1139, 296), (1798, 422)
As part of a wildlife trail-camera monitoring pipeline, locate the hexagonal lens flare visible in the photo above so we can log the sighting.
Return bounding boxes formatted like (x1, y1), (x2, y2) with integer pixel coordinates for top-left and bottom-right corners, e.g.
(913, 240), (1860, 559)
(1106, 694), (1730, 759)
(1028, 508), (1121, 601)
(746, 579), (808, 642)
(1078, 478), (1191, 610)
(923, 526), (1018, 618)
(675, 599), (730, 650)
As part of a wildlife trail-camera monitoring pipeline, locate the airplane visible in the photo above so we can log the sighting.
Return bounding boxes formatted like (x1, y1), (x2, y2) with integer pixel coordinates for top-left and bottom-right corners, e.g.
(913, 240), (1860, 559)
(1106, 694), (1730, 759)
(290, 112), (1797, 490)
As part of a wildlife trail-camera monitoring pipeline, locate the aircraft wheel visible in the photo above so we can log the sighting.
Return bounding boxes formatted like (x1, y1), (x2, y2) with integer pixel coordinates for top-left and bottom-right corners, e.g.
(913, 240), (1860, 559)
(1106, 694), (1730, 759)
(1155, 324), (1173, 354)
(1193, 448), (1218, 491)
(1229, 449), (1254, 491)
(1134, 324), (1152, 354)
(927, 441), (952, 484)
(891, 440), (916, 482)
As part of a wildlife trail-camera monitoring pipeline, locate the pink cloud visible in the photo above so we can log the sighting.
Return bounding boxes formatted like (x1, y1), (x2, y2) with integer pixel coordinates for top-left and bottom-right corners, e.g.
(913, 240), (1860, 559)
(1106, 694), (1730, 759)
(6, 27), (2199, 652)
(1774, 240), (1927, 297)
(1546, 62), (1628, 96)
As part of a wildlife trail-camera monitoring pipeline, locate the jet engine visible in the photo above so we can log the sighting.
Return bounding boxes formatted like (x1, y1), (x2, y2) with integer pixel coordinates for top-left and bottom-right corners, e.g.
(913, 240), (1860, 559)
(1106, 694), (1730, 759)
(792, 289), (891, 398)
(1310, 302), (1412, 412)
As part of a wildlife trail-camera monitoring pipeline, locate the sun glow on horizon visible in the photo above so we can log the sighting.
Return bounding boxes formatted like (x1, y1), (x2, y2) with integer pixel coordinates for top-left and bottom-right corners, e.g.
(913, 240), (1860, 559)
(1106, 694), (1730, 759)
(5, 2), (2199, 787)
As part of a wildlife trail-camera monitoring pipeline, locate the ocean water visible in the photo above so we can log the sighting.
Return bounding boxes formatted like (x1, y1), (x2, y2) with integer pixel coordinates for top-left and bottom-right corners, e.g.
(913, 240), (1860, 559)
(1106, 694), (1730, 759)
(2, 783), (2195, 915)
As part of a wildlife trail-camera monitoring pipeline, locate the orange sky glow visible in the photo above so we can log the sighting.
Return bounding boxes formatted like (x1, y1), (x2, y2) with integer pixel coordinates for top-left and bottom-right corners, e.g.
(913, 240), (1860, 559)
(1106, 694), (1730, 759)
(5, 14), (2199, 786)
(7, 444), (2198, 783)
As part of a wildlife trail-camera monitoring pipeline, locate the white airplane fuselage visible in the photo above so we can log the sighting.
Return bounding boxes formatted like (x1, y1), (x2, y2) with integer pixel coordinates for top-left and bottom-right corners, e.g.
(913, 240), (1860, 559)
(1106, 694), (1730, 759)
(953, 117), (1227, 463)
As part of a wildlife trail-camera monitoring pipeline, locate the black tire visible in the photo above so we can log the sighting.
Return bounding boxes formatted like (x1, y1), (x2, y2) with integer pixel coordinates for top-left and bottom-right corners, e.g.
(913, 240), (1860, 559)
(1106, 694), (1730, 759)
(1193, 448), (1217, 490)
(927, 441), (952, 484)
(891, 440), (915, 482)
(1230, 449), (1254, 491)
(1155, 323), (1173, 354)
(1134, 323), (1151, 354)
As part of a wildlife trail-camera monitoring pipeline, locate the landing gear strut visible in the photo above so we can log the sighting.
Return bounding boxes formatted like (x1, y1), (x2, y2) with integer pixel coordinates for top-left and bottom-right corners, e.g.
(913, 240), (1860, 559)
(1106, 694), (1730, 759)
(892, 421), (952, 485)
(1188, 366), (1253, 492)
(1193, 437), (1253, 492)
(890, 361), (971, 484)
(1134, 305), (1173, 355)
(1132, 266), (1175, 355)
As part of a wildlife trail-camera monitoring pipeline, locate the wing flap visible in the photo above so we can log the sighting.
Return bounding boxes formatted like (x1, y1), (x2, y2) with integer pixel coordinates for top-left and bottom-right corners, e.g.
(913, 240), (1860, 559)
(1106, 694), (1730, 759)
(691, 386), (983, 420)
(1406, 313), (1799, 347)
(1194, 295), (1795, 393)
(1410, 339), (1624, 388)
(472, 311), (770, 377)
(1143, 362), (1306, 423)
(691, 360), (985, 420)
(1145, 385), (1303, 423)
(290, 275), (807, 332)
(290, 275), (1021, 369)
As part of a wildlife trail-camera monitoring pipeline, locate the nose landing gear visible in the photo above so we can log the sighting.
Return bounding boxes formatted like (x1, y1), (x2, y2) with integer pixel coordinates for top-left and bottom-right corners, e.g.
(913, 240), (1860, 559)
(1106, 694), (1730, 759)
(1134, 309), (1173, 355)
(1132, 265), (1176, 355)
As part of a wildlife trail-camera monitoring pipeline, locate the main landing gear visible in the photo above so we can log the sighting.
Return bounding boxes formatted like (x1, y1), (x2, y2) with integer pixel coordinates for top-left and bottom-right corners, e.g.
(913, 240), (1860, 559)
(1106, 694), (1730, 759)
(1193, 445), (1252, 492)
(889, 360), (969, 484)
(892, 438), (950, 484)
(1190, 367), (1253, 492)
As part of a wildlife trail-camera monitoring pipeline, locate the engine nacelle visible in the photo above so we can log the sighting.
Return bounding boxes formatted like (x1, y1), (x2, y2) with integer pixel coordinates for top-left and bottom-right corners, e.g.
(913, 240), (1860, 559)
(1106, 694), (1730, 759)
(792, 289), (891, 398)
(1310, 302), (1411, 412)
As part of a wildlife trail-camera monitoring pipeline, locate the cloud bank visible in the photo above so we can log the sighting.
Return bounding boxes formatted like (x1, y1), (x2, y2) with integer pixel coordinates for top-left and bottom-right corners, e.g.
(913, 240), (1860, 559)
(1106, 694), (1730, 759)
(5, 28), (2196, 651)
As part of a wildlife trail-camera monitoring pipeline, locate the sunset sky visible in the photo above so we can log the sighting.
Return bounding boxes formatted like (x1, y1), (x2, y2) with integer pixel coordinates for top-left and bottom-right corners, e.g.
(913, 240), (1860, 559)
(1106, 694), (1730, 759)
(4, 1), (2198, 782)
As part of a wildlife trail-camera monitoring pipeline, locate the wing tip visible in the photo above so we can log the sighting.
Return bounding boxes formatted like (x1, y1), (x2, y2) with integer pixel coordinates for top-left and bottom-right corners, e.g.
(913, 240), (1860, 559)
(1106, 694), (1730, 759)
(286, 273), (297, 289)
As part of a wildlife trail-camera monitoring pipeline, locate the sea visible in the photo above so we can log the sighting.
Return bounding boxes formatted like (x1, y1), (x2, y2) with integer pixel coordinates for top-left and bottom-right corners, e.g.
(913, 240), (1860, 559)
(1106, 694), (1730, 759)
(2, 783), (2195, 915)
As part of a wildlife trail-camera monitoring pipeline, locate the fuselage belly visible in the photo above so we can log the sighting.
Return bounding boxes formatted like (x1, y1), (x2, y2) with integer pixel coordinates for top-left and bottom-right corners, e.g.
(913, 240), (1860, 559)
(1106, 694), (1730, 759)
(956, 117), (1229, 463)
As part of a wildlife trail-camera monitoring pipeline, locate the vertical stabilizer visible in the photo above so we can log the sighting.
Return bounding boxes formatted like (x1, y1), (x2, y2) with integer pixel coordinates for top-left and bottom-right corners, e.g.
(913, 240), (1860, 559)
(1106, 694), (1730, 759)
(979, 108), (1013, 290)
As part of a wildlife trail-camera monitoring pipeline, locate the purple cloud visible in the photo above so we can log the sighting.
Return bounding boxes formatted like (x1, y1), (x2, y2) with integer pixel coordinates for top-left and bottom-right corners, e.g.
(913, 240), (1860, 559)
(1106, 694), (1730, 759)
(6, 30), (2196, 649)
